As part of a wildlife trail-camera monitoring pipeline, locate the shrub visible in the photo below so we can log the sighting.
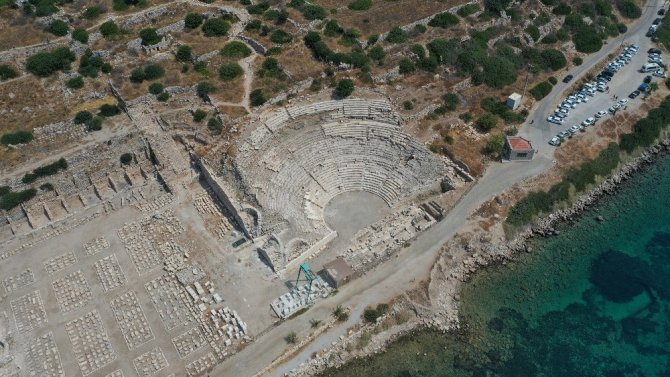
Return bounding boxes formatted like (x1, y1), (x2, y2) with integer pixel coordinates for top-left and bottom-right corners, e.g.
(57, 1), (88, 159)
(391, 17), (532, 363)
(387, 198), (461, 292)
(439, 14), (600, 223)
(139, 28), (161, 45)
(548, 76), (557, 85)
(82, 6), (102, 19)
(120, 153), (133, 165)
(1, 131), (33, 145)
(0, 64), (18, 80)
(78, 50), (105, 77)
(143, 64), (164, 80)
(99, 21), (120, 39)
(484, 0), (512, 15)
(40, 183), (54, 191)
(333, 305), (349, 321)
(428, 12), (459, 28)
(476, 113), (498, 132)
(616, 0), (641, 19)
(176, 45), (192, 62)
(246, 1), (269, 14)
(529, 81), (552, 100)
(48, 20), (68, 36)
(74, 110), (93, 124)
(481, 57), (517, 89)
(367, 45), (385, 62)
(22, 158), (68, 184)
(220, 41), (252, 58)
(86, 116), (103, 131)
(348, 0), (371, 11)
(552, 2), (571, 15)
(334, 78), (354, 98)
(457, 3), (480, 17)
(403, 100), (414, 110)
(301, 4), (326, 20)
(72, 28), (88, 44)
(25, 47), (75, 77)
(66, 76), (84, 89)
(148, 82), (164, 94)
(484, 133), (505, 158)
(398, 58), (415, 74)
(270, 29), (293, 44)
(572, 56), (583, 65)
(202, 18), (230, 37)
(130, 67), (145, 83)
(540, 34), (558, 44)
(250, 88), (266, 106)
(386, 26), (407, 43)
(525, 25), (540, 42)
(363, 308), (379, 323)
(207, 117), (222, 132)
(193, 109), (207, 122)
(157, 92), (169, 101)
(259, 57), (285, 79)
(219, 63), (244, 81)
(284, 332), (297, 344)
(184, 13), (204, 29)
(98, 103), (120, 117)
(196, 81), (215, 100)
(245, 19), (262, 32)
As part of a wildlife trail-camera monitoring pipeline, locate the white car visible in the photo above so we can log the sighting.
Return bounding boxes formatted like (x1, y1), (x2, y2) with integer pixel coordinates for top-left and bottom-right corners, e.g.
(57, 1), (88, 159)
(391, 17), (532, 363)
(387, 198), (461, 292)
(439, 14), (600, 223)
(561, 101), (577, 109)
(547, 116), (564, 124)
(653, 70), (667, 78)
(576, 93), (588, 102)
(617, 98), (629, 106)
(569, 125), (580, 134)
(608, 106), (617, 113)
(556, 107), (569, 115)
(549, 137), (561, 146)
(595, 110), (608, 118)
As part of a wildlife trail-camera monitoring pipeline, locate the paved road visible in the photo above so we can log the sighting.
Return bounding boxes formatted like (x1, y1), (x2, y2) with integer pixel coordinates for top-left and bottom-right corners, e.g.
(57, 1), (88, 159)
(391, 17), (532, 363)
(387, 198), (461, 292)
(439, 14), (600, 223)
(520, 0), (665, 153)
(213, 3), (665, 376)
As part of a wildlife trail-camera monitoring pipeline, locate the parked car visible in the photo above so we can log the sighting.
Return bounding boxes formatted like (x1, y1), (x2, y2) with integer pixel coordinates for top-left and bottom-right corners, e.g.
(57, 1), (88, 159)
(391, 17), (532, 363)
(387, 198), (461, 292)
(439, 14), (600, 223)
(644, 75), (653, 83)
(558, 131), (570, 139)
(569, 125), (580, 135)
(583, 117), (595, 126)
(547, 116), (564, 124)
(563, 74), (574, 83)
(608, 106), (618, 114)
(556, 107), (569, 115)
(653, 18), (662, 25)
(649, 48), (662, 54)
(629, 90), (641, 99)
(554, 112), (567, 119)
(653, 69), (667, 78)
(639, 82), (650, 92)
(618, 98), (629, 106)
(549, 137), (561, 146)
(595, 110), (608, 118)
(658, 8), (665, 15)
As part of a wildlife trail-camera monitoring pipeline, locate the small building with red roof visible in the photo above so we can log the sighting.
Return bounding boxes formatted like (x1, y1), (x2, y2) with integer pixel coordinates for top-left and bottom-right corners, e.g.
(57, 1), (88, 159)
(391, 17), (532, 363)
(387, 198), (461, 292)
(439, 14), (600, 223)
(503, 136), (534, 161)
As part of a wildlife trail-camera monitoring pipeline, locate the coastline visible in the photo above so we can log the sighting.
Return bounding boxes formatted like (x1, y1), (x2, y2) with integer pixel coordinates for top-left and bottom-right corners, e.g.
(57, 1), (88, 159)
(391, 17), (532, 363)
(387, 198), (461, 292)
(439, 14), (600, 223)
(284, 131), (670, 377)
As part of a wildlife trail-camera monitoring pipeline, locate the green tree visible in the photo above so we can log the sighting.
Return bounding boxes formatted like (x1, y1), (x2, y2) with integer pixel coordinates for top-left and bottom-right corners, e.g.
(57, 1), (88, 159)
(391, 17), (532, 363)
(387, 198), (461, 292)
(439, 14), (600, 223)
(334, 78), (354, 98)
(130, 67), (145, 83)
(196, 81), (216, 100)
(1, 131), (33, 145)
(220, 41), (252, 58)
(270, 29), (293, 44)
(484, 133), (505, 158)
(529, 81), (553, 100)
(367, 45), (385, 62)
(616, 0), (641, 18)
(86, 116), (103, 131)
(284, 332), (297, 344)
(202, 18), (231, 37)
(157, 92), (169, 101)
(72, 28), (89, 44)
(184, 13), (204, 29)
(476, 113), (498, 132)
(139, 28), (161, 45)
(398, 58), (415, 74)
(99, 21), (120, 39)
(428, 12), (459, 28)
(363, 307), (379, 323)
(525, 25), (540, 41)
(219, 63), (244, 81)
(301, 4), (326, 20)
(250, 88), (266, 106)
(176, 45), (192, 62)
(98, 103), (120, 117)
(207, 117), (222, 133)
(25, 47), (75, 77)
(74, 110), (93, 124)
(443, 93), (460, 111)
(572, 28), (602, 53)
(143, 64), (164, 80)
(120, 153), (133, 165)
(481, 57), (517, 89)
(348, 0), (371, 11)
(82, 6), (102, 19)
(193, 109), (207, 122)
(540, 49), (567, 71)
(386, 26), (407, 43)
(48, 20), (68, 36)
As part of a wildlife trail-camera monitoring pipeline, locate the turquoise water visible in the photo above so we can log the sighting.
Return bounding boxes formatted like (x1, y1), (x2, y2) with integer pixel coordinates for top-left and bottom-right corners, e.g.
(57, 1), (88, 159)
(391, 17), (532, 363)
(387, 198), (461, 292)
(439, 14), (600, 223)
(320, 154), (670, 377)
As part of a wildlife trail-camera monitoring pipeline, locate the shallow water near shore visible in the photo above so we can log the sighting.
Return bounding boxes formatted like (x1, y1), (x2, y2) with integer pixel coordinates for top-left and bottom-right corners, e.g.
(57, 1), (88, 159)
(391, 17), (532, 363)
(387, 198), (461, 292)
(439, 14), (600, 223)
(319, 153), (670, 377)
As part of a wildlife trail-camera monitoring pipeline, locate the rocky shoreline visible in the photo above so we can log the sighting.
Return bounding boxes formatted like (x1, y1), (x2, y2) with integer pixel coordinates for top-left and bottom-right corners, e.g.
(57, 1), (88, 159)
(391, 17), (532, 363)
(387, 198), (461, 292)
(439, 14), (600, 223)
(284, 134), (670, 377)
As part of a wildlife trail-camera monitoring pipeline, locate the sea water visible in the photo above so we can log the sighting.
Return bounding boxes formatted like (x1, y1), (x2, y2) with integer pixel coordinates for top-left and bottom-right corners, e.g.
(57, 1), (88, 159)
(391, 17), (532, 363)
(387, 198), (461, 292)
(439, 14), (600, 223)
(320, 153), (670, 377)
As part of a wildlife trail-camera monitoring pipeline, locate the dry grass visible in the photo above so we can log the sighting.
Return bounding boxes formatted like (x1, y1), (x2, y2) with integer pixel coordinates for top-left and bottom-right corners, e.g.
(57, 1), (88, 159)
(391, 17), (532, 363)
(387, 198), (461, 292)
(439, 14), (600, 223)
(309, 0), (467, 36)
(0, 10), (53, 50)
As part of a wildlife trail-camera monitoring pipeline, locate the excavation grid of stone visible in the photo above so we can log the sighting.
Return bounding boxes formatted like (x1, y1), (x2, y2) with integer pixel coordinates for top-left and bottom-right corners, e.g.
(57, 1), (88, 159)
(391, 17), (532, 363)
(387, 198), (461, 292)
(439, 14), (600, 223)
(44, 251), (77, 275)
(186, 351), (218, 377)
(172, 325), (207, 358)
(133, 346), (169, 377)
(104, 370), (125, 377)
(145, 274), (195, 331)
(110, 289), (155, 350)
(65, 309), (116, 376)
(11, 289), (48, 333)
(83, 236), (110, 256)
(51, 269), (93, 312)
(3, 268), (35, 293)
(94, 253), (127, 292)
(24, 332), (64, 377)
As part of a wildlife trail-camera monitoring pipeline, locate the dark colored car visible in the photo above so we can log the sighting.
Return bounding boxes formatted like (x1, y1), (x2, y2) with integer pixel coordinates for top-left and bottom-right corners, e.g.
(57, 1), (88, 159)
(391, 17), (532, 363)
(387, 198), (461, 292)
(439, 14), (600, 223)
(659, 8), (665, 15)
(629, 90), (641, 99)
(601, 70), (614, 77)
(653, 18), (662, 25)
(649, 48), (662, 54)
(644, 75), (653, 83)
(563, 74), (574, 83)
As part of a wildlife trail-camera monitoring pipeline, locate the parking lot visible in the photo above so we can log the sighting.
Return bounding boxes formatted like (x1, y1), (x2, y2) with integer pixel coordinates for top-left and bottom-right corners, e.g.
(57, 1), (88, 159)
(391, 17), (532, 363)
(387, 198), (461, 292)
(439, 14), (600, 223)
(521, 2), (667, 156)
